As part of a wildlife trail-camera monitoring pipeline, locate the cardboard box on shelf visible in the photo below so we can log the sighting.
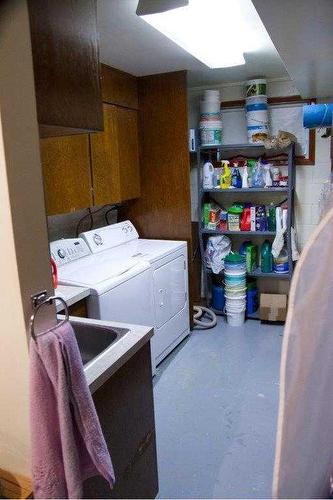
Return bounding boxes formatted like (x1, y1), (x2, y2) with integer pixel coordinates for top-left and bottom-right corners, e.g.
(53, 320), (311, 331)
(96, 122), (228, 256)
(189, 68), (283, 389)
(260, 293), (288, 322)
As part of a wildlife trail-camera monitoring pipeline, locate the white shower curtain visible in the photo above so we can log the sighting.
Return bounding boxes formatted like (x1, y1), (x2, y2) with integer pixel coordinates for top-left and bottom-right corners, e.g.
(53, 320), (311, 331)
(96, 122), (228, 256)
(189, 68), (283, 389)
(273, 205), (333, 498)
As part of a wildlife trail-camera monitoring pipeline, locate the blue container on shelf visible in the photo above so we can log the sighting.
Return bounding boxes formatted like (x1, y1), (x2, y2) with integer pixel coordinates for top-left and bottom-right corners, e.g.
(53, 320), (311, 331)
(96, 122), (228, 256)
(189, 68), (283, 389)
(303, 103), (333, 128)
(212, 284), (225, 311)
(246, 287), (259, 314)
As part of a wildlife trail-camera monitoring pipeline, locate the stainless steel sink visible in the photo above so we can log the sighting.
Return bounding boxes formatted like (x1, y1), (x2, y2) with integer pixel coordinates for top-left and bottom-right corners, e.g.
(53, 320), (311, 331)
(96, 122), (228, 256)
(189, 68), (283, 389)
(70, 319), (129, 365)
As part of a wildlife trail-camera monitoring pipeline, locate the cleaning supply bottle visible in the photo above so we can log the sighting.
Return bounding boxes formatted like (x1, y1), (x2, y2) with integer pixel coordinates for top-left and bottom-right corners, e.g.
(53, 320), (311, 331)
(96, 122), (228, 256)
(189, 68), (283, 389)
(220, 160), (231, 189)
(236, 168), (242, 188)
(261, 240), (273, 273)
(263, 161), (273, 188)
(231, 167), (238, 188)
(267, 203), (276, 231)
(242, 163), (249, 188)
(272, 207), (289, 273)
(203, 162), (214, 188)
(247, 159), (256, 187)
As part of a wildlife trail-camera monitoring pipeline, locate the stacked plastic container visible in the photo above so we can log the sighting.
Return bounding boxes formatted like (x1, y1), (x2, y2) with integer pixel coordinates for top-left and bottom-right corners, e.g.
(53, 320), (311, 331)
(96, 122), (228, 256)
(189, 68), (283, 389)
(224, 254), (246, 326)
(245, 78), (269, 144)
(199, 90), (222, 146)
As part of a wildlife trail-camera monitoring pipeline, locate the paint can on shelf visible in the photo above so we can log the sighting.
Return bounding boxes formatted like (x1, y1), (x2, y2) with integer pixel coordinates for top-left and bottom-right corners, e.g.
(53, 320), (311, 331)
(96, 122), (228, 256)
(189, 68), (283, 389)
(200, 100), (220, 115)
(199, 120), (223, 146)
(203, 89), (221, 101)
(245, 78), (267, 98)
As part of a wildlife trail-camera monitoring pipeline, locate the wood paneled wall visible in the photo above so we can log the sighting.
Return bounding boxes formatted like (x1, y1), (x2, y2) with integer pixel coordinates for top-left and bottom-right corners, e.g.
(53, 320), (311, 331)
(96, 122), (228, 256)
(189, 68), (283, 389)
(121, 71), (196, 315)
(123, 71), (191, 241)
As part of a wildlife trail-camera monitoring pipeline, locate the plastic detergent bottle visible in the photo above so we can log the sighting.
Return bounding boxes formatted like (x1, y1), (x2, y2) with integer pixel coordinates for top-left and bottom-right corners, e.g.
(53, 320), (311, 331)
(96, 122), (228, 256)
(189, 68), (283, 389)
(273, 249), (289, 274)
(261, 240), (273, 273)
(231, 166), (242, 188)
(242, 163), (249, 188)
(203, 162), (214, 188)
(220, 160), (231, 189)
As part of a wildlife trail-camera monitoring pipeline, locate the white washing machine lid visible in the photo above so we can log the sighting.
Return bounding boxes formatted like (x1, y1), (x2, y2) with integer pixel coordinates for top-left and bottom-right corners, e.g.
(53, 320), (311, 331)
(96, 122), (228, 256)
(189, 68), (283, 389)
(130, 239), (187, 263)
(57, 249), (150, 295)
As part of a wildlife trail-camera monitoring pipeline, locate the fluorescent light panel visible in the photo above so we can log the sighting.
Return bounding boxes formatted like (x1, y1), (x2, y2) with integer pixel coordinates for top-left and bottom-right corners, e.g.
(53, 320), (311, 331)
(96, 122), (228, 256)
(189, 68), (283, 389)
(141, 0), (261, 68)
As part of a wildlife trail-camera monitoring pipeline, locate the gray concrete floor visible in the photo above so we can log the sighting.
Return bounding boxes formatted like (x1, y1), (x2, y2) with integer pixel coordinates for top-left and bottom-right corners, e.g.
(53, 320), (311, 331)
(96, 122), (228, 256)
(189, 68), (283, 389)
(153, 317), (283, 499)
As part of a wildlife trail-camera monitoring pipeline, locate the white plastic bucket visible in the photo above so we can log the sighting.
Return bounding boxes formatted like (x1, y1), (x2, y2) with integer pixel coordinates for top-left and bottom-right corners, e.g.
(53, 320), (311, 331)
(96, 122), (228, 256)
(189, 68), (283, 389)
(226, 305), (246, 314)
(245, 78), (267, 98)
(227, 311), (246, 327)
(200, 100), (220, 114)
(245, 95), (269, 143)
(225, 290), (246, 295)
(200, 112), (221, 121)
(204, 89), (220, 101)
(225, 295), (246, 311)
(200, 120), (222, 146)
(225, 294), (246, 303)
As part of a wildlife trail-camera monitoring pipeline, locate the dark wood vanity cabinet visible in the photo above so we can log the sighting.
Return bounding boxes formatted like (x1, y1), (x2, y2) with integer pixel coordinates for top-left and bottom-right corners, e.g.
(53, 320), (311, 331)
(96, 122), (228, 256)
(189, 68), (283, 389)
(28, 0), (103, 137)
(83, 342), (159, 499)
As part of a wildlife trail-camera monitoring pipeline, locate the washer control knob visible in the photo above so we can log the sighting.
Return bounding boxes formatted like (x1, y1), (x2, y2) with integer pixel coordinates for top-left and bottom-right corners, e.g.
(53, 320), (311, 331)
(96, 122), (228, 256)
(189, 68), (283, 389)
(57, 249), (66, 259)
(93, 233), (103, 246)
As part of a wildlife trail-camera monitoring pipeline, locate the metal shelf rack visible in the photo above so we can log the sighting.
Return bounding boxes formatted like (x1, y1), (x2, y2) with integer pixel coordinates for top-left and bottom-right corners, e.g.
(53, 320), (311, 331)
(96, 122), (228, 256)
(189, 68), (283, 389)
(197, 142), (296, 306)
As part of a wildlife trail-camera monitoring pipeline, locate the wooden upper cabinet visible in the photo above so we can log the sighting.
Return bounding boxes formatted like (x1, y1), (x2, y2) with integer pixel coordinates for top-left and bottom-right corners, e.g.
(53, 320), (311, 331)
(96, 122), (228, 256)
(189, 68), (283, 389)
(90, 104), (141, 205)
(28, 0), (103, 137)
(90, 104), (122, 206)
(117, 107), (141, 201)
(101, 65), (138, 109)
(40, 135), (93, 215)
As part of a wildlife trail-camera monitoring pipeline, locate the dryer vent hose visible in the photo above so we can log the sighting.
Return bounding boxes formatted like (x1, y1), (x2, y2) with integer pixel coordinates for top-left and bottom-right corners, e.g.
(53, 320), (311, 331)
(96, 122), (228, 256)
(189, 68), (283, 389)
(193, 305), (217, 329)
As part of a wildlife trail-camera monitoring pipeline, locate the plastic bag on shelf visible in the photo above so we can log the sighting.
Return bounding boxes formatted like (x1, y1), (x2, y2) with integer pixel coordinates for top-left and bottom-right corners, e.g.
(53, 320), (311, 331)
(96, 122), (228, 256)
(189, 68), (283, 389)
(205, 235), (231, 274)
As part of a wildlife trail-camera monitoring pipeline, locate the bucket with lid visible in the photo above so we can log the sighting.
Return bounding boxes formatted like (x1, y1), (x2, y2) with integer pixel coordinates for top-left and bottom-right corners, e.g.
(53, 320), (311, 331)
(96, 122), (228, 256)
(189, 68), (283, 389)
(204, 89), (220, 100)
(245, 78), (267, 98)
(200, 120), (222, 146)
(200, 100), (221, 114)
(246, 95), (269, 143)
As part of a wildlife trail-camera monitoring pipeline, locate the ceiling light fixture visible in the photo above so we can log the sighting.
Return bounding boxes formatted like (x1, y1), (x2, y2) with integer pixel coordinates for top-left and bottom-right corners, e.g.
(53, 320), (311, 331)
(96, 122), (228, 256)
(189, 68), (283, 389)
(138, 0), (262, 69)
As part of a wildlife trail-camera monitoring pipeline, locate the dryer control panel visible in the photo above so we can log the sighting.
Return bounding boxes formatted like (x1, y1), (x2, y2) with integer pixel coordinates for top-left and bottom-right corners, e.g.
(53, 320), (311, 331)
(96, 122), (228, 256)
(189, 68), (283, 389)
(50, 238), (91, 267)
(80, 220), (139, 253)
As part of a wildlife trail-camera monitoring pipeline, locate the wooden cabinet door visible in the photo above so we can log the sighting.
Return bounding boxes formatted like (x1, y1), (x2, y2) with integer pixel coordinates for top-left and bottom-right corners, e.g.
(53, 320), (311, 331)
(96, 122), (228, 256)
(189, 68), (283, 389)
(101, 64), (138, 109)
(28, 0), (103, 137)
(40, 135), (92, 215)
(90, 104), (140, 205)
(116, 107), (141, 201)
(90, 104), (122, 205)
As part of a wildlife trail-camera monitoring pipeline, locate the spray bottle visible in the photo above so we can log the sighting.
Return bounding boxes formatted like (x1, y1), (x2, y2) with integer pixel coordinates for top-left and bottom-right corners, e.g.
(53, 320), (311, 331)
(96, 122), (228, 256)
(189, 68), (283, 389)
(220, 160), (231, 189)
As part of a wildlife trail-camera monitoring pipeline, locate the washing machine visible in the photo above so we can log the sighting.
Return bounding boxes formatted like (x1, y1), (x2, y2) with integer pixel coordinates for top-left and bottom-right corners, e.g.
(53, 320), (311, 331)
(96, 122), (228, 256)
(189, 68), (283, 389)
(50, 237), (156, 371)
(80, 221), (190, 366)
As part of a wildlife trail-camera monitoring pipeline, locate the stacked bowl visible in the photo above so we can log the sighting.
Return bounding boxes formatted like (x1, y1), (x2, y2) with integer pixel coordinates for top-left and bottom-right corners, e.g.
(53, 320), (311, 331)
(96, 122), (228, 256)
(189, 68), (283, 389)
(224, 254), (246, 326)
(199, 90), (222, 147)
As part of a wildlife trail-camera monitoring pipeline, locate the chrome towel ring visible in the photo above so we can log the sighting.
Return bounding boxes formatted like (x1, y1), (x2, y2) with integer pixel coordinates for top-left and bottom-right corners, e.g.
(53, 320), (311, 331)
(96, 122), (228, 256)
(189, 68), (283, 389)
(30, 295), (69, 342)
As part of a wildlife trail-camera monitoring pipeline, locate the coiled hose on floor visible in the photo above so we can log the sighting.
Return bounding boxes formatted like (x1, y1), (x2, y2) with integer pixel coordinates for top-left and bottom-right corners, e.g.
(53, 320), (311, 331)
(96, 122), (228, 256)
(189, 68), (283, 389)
(193, 305), (217, 329)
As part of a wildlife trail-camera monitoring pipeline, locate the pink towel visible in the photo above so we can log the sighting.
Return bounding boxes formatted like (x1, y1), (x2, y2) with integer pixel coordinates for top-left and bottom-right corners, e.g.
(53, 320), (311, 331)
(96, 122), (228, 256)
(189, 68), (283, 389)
(30, 321), (115, 499)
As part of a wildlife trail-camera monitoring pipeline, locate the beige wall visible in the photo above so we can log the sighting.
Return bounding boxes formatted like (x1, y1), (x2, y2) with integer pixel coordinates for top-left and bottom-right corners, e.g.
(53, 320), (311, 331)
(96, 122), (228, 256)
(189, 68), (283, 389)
(0, 121), (31, 476)
(0, 0), (54, 476)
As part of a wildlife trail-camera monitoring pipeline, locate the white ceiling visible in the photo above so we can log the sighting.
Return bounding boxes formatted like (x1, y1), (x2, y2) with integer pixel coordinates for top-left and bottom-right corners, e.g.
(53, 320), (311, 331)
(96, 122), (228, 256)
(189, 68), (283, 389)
(97, 0), (290, 87)
(252, 0), (333, 98)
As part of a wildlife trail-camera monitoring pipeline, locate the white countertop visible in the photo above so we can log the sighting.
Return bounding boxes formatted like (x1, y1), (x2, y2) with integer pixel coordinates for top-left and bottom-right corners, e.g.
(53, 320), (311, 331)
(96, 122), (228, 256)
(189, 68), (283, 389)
(55, 285), (91, 312)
